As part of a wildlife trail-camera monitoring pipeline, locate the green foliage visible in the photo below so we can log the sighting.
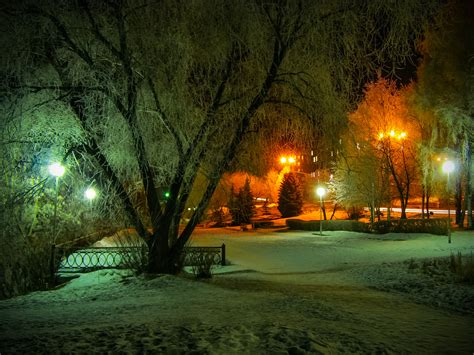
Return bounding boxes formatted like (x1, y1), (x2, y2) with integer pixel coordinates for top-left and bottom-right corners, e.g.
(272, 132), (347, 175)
(278, 173), (303, 218)
(229, 178), (255, 225)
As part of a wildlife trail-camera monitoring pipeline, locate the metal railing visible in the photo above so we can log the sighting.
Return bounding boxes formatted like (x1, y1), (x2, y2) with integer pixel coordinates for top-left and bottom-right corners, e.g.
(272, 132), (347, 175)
(51, 243), (226, 274)
(52, 245), (147, 273)
(183, 244), (226, 267)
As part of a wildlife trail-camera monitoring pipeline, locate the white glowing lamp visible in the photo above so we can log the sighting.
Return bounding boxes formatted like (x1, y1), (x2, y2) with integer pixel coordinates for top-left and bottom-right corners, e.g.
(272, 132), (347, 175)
(84, 187), (97, 200)
(316, 187), (326, 198)
(442, 160), (454, 174)
(48, 162), (65, 177)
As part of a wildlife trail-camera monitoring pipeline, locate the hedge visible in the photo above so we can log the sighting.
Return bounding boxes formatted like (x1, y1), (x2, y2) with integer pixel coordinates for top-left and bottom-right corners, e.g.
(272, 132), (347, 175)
(286, 218), (448, 235)
(371, 218), (448, 235)
(286, 219), (370, 233)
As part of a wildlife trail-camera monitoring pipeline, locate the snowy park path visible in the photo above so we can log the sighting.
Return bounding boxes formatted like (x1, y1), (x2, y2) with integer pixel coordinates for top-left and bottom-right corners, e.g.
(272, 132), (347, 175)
(1, 228), (473, 353)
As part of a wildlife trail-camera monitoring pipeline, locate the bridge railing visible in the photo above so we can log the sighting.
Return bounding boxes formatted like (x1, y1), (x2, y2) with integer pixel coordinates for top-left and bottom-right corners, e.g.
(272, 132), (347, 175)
(51, 243), (226, 274)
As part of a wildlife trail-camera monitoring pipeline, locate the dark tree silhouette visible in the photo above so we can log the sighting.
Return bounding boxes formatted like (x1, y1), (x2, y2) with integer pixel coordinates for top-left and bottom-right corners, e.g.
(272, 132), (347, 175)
(278, 173), (303, 218)
(230, 178), (255, 225)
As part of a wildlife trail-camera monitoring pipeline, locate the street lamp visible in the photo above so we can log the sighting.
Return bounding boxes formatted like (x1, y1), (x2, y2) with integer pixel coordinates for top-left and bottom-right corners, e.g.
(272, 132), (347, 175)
(84, 187), (97, 201)
(48, 162), (65, 178)
(48, 162), (65, 243)
(280, 155), (296, 167)
(316, 186), (326, 236)
(442, 160), (455, 243)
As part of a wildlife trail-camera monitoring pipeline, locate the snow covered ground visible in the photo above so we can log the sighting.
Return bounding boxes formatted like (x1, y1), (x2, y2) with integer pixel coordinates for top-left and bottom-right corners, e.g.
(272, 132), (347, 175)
(1, 227), (473, 353)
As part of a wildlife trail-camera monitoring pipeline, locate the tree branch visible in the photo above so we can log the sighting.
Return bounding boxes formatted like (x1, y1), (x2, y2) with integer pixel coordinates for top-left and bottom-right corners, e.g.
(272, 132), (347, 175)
(147, 77), (184, 158)
(38, 8), (94, 66)
(79, 0), (122, 59)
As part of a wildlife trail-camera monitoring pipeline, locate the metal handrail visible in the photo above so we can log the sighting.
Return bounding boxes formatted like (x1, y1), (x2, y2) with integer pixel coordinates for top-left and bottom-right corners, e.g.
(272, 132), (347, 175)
(51, 244), (226, 275)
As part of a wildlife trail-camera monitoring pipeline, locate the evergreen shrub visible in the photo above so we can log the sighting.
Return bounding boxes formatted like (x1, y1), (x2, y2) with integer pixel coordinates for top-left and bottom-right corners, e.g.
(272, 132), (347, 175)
(229, 178), (255, 225)
(278, 173), (303, 218)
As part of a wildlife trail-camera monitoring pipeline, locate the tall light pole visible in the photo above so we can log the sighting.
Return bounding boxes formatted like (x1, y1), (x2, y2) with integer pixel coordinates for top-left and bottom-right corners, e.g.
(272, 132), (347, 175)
(442, 160), (455, 243)
(316, 187), (326, 236)
(48, 162), (65, 243)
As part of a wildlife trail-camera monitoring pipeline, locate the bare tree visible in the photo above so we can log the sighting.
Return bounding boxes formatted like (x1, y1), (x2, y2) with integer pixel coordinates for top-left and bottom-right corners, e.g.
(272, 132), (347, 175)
(1, 0), (441, 274)
(344, 77), (420, 219)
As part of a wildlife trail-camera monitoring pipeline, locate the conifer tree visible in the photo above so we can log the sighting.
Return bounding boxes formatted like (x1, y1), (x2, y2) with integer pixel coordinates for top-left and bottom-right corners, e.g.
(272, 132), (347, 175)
(229, 178), (255, 225)
(278, 173), (303, 218)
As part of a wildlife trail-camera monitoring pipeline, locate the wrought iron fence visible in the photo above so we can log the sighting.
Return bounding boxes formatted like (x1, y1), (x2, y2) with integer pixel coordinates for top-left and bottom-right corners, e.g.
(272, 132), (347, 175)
(183, 245), (226, 267)
(51, 243), (226, 274)
(52, 246), (147, 273)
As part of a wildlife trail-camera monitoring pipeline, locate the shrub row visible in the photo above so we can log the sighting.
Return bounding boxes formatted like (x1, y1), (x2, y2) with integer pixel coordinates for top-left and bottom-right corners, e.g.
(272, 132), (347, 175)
(371, 218), (448, 235)
(286, 219), (370, 233)
(286, 218), (448, 235)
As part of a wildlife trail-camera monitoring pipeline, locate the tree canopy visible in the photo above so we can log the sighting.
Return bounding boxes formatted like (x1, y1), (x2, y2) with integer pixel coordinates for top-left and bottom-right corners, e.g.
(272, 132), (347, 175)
(414, 0), (474, 227)
(0, 0), (442, 274)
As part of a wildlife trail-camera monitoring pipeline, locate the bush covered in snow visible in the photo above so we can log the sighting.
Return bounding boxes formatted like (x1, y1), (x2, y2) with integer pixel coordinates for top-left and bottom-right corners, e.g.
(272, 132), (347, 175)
(286, 219), (370, 232)
(371, 218), (448, 235)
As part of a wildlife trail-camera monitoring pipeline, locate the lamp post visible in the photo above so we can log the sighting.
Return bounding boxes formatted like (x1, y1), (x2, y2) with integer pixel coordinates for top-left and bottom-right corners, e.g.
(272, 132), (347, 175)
(316, 187), (326, 236)
(442, 160), (455, 243)
(48, 162), (65, 243)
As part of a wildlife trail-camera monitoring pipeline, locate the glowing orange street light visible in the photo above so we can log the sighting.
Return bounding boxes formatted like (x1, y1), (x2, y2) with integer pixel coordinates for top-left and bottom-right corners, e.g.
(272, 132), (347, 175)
(280, 156), (296, 165)
(378, 130), (407, 140)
